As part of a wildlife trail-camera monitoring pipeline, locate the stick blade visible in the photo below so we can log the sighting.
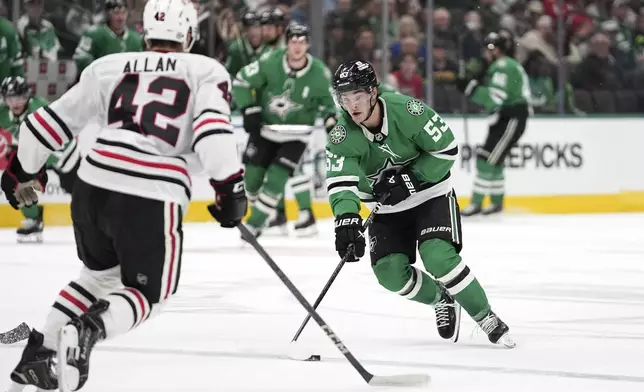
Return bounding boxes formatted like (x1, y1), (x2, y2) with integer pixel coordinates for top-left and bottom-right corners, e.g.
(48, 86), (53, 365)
(0, 322), (30, 344)
(287, 341), (321, 361)
(368, 373), (430, 387)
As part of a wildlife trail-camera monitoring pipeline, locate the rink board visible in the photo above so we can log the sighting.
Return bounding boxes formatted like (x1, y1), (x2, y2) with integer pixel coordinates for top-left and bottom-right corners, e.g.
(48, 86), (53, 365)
(1, 116), (644, 227)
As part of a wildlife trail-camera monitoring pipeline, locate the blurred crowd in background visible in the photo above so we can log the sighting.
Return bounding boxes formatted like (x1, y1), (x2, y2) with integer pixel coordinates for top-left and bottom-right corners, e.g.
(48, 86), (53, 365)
(1, 0), (644, 114)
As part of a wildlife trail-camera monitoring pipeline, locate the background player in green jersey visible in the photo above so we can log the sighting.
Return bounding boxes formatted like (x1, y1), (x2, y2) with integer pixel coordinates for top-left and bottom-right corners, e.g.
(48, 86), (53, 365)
(0, 76), (78, 242)
(225, 11), (267, 77)
(73, 0), (143, 75)
(233, 24), (337, 237)
(0, 16), (25, 82)
(457, 31), (531, 217)
(327, 60), (515, 348)
(259, 8), (287, 58)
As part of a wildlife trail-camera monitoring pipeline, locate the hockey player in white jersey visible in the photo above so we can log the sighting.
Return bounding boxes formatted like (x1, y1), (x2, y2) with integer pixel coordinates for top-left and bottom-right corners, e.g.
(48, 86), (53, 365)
(0, 0), (246, 390)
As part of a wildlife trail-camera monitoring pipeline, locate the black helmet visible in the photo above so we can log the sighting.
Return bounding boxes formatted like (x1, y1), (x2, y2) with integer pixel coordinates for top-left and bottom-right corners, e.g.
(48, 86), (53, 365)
(260, 8), (287, 26)
(241, 11), (260, 27)
(1, 76), (30, 98)
(484, 31), (513, 54)
(332, 60), (378, 95)
(105, 0), (126, 13)
(285, 23), (309, 41)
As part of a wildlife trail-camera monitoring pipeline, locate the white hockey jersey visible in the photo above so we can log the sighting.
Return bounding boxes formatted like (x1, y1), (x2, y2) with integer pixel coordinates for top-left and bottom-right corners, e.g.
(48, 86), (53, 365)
(17, 50), (241, 209)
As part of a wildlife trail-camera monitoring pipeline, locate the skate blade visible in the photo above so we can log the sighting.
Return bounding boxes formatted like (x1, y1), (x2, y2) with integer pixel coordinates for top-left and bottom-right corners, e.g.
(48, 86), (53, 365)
(451, 303), (462, 343)
(17, 233), (43, 244)
(57, 325), (81, 392)
(293, 225), (318, 238)
(262, 225), (289, 237)
(497, 333), (516, 349)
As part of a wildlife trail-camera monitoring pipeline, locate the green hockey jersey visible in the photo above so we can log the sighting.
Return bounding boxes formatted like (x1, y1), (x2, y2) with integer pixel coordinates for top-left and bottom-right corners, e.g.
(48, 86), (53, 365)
(326, 92), (458, 216)
(16, 16), (61, 61)
(472, 56), (531, 112)
(0, 96), (48, 141)
(225, 37), (267, 77)
(0, 18), (25, 82)
(233, 48), (336, 142)
(73, 25), (143, 73)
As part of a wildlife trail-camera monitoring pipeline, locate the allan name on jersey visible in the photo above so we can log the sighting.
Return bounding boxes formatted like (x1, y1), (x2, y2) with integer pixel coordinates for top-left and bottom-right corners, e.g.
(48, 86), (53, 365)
(122, 57), (177, 73)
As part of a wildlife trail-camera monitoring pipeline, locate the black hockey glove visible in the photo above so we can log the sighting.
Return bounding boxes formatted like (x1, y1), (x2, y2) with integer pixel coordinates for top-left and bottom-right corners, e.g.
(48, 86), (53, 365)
(372, 166), (421, 206)
(1, 150), (48, 210)
(334, 213), (365, 262)
(455, 78), (479, 97)
(207, 171), (248, 228)
(242, 106), (262, 135)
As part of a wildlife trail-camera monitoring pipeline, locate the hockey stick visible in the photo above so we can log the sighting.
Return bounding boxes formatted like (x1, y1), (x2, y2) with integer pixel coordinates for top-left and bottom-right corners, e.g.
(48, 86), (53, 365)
(237, 223), (429, 387)
(288, 196), (387, 360)
(0, 322), (30, 344)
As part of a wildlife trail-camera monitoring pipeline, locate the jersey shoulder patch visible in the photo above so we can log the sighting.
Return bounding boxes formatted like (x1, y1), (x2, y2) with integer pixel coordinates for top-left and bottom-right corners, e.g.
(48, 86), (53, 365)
(329, 124), (347, 144)
(406, 98), (425, 116)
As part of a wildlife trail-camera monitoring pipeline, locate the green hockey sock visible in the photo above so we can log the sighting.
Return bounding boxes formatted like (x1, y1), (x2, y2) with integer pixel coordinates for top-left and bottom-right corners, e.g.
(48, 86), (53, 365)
(372, 254), (441, 305)
(490, 164), (505, 206)
(419, 239), (491, 321)
(244, 163), (266, 204)
(277, 197), (285, 211)
(471, 158), (499, 206)
(290, 175), (312, 211)
(246, 164), (289, 228)
(21, 205), (40, 220)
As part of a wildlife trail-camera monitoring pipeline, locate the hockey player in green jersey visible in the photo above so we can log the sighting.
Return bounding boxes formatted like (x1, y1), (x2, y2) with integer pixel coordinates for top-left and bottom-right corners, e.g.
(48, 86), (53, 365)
(225, 11), (267, 77)
(233, 24), (337, 237)
(328, 60), (515, 347)
(73, 0), (143, 75)
(0, 16), (25, 82)
(0, 76), (79, 242)
(456, 31), (531, 216)
(259, 8), (287, 56)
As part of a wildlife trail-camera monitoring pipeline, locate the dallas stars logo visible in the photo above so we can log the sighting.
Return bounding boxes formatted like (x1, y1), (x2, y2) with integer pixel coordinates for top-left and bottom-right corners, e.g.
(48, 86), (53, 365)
(366, 155), (418, 186)
(406, 99), (425, 116)
(268, 90), (302, 120)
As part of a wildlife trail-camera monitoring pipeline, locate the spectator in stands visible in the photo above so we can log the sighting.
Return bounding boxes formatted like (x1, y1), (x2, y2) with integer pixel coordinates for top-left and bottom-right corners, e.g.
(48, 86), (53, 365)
(390, 52), (424, 98)
(190, 0), (228, 61)
(478, 0), (500, 33)
(572, 31), (623, 91)
(17, 0), (61, 61)
(570, 14), (595, 58)
(345, 25), (376, 63)
(462, 10), (484, 61)
(517, 15), (581, 69)
(325, 14), (350, 72)
(432, 40), (457, 85)
(433, 7), (457, 56)
(633, 13), (644, 70)
(0, 13), (25, 82)
(390, 15), (424, 62)
(601, 19), (635, 71)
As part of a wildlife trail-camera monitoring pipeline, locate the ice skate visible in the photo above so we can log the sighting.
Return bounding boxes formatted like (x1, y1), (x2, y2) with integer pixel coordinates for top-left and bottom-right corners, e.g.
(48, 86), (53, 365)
(293, 208), (318, 237)
(434, 289), (461, 342)
(8, 329), (57, 391)
(481, 204), (503, 215)
(57, 300), (108, 392)
(460, 203), (482, 217)
(263, 209), (289, 236)
(477, 310), (515, 348)
(16, 206), (43, 243)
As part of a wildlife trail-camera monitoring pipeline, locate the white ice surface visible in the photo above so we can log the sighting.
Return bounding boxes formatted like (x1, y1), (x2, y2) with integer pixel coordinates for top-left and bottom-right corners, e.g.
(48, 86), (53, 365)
(1, 214), (644, 391)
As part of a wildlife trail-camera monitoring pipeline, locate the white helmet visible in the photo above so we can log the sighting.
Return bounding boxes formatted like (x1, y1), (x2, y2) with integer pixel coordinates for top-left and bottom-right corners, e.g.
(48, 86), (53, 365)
(143, 0), (198, 52)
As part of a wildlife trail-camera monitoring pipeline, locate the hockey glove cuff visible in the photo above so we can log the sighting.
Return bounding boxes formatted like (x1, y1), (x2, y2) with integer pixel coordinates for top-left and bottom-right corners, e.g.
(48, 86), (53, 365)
(456, 78), (479, 97)
(242, 106), (262, 135)
(334, 213), (365, 262)
(208, 170), (248, 228)
(372, 166), (421, 206)
(0, 150), (48, 210)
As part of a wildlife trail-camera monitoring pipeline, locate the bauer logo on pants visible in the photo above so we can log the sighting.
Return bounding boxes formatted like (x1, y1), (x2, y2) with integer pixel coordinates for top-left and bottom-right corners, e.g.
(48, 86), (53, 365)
(330, 125), (346, 144)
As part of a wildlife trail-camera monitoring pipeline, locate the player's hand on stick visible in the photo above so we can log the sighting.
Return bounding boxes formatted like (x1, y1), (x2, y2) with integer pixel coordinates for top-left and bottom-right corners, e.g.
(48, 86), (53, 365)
(208, 170), (248, 228)
(334, 213), (365, 262)
(372, 166), (420, 206)
(0, 150), (47, 209)
(241, 106), (262, 134)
